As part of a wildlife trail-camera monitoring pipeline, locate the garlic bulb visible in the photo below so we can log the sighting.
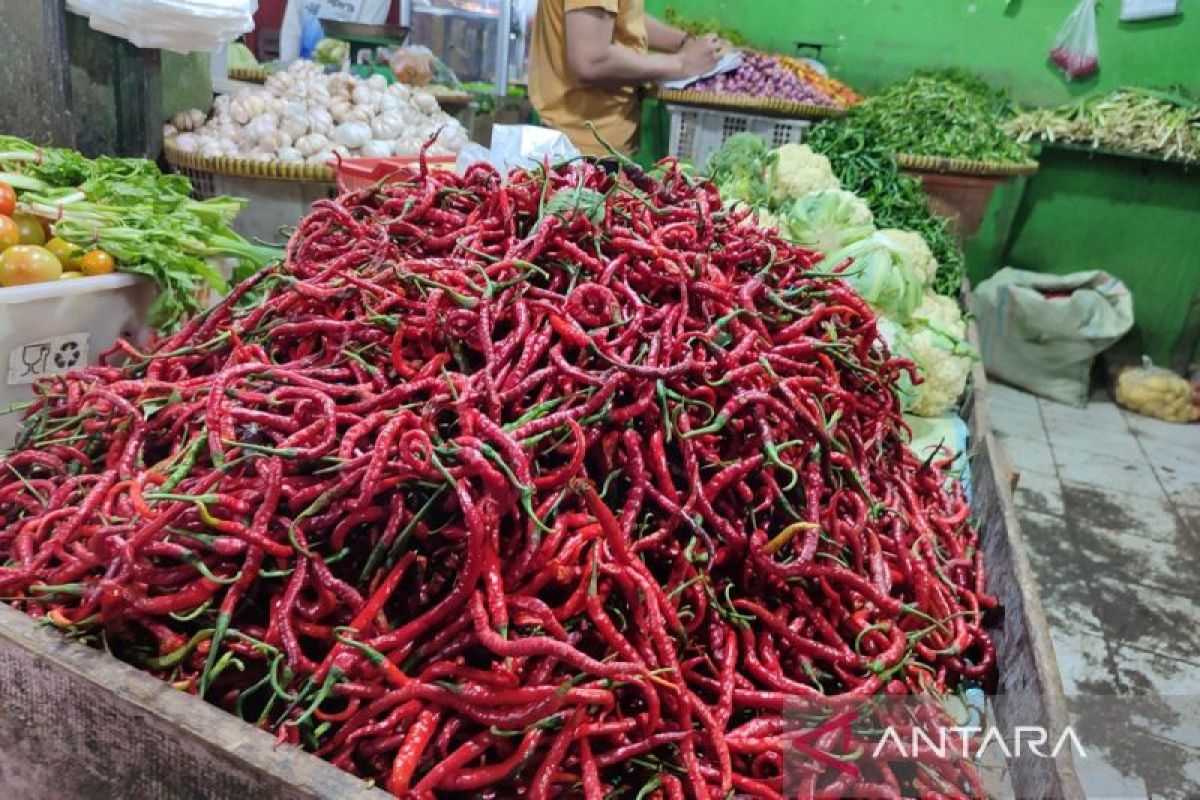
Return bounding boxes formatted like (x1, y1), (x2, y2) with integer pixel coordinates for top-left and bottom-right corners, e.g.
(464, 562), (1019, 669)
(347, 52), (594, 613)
(173, 132), (200, 153)
(259, 130), (293, 152)
(308, 108), (334, 137)
(295, 132), (331, 157)
(333, 121), (372, 149)
(172, 58), (469, 162)
(329, 99), (355, 123)
(371, 111), (405, 141)
(378, 94), (401, 115)
(352, 85), (376, 107)
(245, 112), (279, 144)
(360, 139), (393, 158)
(412, 91), (438, 115)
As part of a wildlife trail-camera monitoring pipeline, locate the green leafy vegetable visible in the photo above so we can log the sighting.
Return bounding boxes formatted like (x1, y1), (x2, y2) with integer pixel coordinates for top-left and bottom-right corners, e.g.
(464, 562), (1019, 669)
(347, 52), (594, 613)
(546, 187), (606, 225)
(849, 73), (1029, 164)
(0, 136), (279, 331)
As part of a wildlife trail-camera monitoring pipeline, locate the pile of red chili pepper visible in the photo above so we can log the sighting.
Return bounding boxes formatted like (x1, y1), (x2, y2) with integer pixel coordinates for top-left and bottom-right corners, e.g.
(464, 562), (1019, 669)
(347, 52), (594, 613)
(0, 154), (995, 798)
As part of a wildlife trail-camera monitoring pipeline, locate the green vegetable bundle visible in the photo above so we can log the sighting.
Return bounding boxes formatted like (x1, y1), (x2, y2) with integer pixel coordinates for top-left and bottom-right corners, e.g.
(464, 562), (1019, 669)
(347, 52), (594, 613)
(851, 72), (1029, 165)
(1004, 87), (1200, 164)
(0, 136), (280, 331)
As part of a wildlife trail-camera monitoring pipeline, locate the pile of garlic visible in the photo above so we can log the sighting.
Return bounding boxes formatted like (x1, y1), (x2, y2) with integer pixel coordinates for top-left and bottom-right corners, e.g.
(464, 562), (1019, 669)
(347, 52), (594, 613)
(165, 60), (470, 165)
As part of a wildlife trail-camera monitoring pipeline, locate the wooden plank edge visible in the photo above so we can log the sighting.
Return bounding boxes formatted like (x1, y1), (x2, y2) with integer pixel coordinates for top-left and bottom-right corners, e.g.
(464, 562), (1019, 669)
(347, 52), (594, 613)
(966, 318), (1086, 800)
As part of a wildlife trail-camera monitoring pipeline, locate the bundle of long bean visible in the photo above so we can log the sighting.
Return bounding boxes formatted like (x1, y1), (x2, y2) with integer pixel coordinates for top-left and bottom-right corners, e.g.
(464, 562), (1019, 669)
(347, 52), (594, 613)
(0, 154), (993, 798)
(1004, 87), (1200, 164)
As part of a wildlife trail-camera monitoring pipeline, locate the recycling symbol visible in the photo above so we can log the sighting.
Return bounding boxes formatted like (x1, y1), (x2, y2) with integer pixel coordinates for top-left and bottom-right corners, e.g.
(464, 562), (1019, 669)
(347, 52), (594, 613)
(53, 341), (81, 370)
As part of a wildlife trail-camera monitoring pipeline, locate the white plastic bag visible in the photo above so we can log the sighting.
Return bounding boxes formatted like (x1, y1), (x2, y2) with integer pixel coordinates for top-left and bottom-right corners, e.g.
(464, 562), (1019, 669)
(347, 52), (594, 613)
(279, 0), (390, 64)
(67, 0), (257, 54)
(1050, 0), (1100, 81)
(974, 268), (1134, 406)
(662, 51), (743, 91)
(456, 125), (580, 178)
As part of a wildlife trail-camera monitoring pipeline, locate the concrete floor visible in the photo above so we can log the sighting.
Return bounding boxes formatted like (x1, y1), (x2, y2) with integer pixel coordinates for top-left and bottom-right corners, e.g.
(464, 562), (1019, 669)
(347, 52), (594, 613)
(988, 383), (1200, 799)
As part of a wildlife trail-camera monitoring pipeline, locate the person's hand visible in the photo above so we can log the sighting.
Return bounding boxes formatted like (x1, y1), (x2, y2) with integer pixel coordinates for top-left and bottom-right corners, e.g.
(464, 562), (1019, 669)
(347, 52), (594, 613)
(678, 34), (722, 78)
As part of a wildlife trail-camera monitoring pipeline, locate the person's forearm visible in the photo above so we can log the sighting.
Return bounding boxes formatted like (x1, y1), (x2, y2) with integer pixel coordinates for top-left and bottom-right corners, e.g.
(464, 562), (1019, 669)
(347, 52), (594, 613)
(645, 15), (689, 53)
(571, 44), (684, 84)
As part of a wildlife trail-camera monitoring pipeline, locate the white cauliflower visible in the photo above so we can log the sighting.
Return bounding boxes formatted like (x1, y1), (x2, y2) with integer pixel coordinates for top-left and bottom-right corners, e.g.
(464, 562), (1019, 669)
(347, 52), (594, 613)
(785, 188), (875, 254)
(876, 229), (938, 288)
(768, 143), (840, 203)
(879, 293), (974, 417)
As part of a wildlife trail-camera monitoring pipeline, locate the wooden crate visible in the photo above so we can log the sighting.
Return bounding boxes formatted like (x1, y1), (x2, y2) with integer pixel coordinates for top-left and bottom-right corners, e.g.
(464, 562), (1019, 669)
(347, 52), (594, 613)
(0, 345), (1083, 799)
(0, 602), (386, 799)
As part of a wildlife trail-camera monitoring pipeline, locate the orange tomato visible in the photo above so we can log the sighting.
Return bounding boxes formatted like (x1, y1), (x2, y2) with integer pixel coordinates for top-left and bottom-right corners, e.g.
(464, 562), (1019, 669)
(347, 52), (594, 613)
(80, 249), (116, 276)
(0, 216), (19, 251)
(0, 183), (15, 217)
(0, 245), (63, 286)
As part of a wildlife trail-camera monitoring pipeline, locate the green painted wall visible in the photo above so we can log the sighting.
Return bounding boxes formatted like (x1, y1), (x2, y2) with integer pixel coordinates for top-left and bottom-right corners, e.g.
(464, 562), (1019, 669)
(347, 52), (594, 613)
(643, 0), (1197, 105)
(996, 147), (1200, 370)
(641, 0), (1200, 366)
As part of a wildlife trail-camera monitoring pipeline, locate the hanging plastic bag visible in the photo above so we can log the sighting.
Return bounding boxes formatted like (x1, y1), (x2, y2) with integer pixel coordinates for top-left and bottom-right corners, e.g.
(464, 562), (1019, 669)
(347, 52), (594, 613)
(1114, 358), (1199, 423)
(1050, 0), (1100, 81)
(388, 46), (436, 86)
(300, 12), (325, 60)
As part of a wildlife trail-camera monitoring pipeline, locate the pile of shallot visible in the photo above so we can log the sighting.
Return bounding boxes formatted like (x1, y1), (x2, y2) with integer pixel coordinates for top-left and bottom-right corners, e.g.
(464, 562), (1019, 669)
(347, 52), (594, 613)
(165, 60), (470, 165)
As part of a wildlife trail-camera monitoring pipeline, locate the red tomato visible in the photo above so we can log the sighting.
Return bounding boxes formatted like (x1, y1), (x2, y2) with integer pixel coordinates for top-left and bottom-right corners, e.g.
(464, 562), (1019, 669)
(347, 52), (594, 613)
(0, 183), (14, 217)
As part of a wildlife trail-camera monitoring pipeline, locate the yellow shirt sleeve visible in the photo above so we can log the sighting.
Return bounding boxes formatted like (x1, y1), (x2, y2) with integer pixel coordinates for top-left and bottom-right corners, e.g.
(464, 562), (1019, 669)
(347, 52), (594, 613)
(564, 0), (619, 13)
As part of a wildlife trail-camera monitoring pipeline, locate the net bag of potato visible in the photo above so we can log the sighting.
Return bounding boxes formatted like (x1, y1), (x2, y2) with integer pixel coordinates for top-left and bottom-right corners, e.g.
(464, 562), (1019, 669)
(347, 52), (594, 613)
(1115, 358), (1199, 423)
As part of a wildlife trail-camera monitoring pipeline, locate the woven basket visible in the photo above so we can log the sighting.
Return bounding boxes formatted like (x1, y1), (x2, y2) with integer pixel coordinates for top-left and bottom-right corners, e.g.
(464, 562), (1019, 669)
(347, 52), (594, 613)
(895, 152), (1039, 177)
(228, 66), (272, 84)
(163, 139), (336, 183)
(655, 89), (846, 120)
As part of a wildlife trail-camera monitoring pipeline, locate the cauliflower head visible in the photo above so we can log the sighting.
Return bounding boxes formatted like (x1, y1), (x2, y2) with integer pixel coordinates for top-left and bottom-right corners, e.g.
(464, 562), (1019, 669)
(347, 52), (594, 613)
(768, 144), (840, 203)
(818, 231), (926, 321)
(785, 188), (875, 255)
(880, 292), (973, 417)
(876, 229), (938, 288)
(910, 292), (966, 340)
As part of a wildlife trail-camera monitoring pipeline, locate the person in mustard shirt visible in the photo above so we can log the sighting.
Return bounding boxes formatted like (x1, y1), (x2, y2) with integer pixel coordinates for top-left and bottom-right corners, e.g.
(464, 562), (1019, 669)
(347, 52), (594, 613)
(530, 0), (725, 157)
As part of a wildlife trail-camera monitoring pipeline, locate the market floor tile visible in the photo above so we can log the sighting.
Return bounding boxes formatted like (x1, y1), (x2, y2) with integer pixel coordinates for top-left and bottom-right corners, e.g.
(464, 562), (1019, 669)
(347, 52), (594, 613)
(990, 387), (1200, 799)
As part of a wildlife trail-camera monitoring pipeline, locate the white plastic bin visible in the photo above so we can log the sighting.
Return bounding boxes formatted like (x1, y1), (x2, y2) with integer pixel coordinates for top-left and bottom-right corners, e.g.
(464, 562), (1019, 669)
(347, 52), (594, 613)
(0, 274), (155, 447)
(666, 104), (810, 168)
